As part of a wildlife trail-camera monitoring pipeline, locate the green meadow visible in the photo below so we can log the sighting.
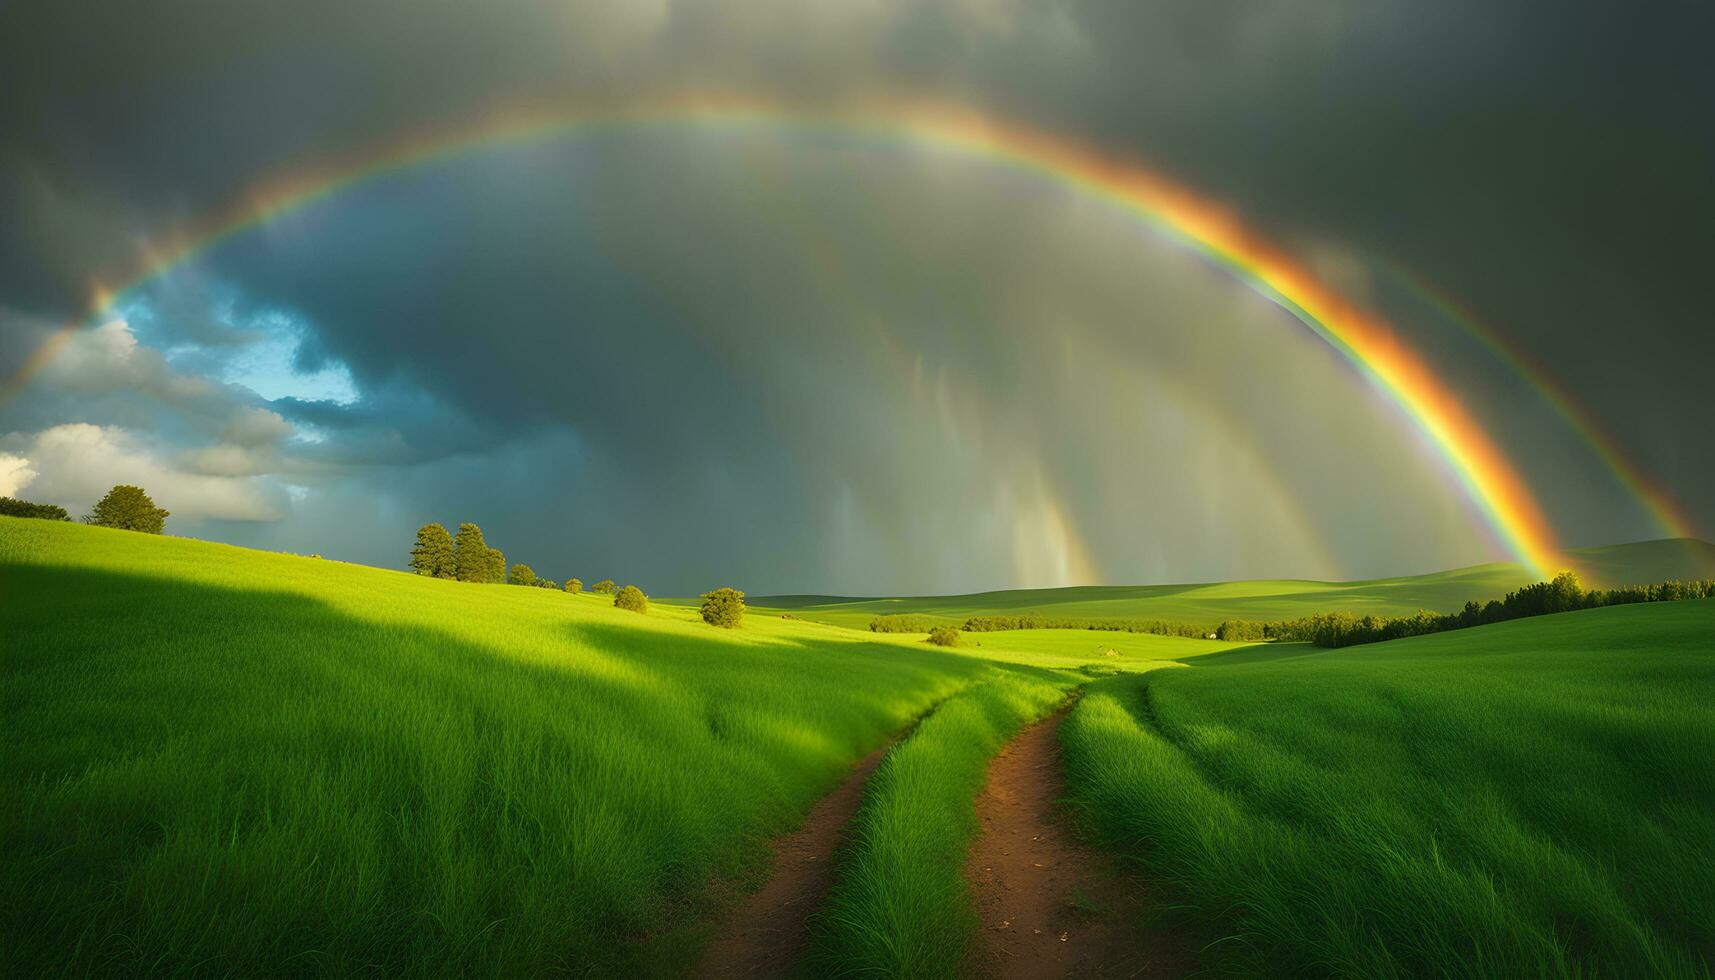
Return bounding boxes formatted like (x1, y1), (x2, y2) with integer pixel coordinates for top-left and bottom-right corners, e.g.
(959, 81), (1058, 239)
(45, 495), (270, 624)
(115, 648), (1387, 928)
(0, 518), (1018, 975)
(1062, 600), (1715, 978)
(736, 538), (1715, 630)
(4, 516), (1712, 977)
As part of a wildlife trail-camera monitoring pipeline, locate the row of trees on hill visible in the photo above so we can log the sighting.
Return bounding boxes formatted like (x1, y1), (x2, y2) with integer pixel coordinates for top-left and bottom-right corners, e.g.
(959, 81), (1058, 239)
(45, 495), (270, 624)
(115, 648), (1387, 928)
(1, 485), (168, 533)
(879, 570), (1713, 651)
(1233, 571), (1715, 649)
(405, 523), (746, 626)
(407, 522), (507, 582)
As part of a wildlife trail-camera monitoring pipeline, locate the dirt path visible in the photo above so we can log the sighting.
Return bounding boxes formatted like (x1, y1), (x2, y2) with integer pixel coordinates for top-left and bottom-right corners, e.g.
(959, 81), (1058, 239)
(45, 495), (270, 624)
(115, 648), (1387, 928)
(693, 742), (889, 978)
(963, 703), (1195, 979)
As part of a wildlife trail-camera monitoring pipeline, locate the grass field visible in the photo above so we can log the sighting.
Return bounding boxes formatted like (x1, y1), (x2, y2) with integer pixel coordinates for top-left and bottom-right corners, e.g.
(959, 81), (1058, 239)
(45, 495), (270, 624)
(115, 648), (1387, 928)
(1061, 600), (1715, 978)
(729, 538), (1715, 631)
(5, 516), (1711, 977)
(0, 517), (1042, 976)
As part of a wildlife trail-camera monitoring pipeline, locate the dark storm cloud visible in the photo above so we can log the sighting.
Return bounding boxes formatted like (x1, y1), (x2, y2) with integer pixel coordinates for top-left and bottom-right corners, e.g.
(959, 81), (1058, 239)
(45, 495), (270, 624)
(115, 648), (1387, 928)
(2, 0), (1710, 590)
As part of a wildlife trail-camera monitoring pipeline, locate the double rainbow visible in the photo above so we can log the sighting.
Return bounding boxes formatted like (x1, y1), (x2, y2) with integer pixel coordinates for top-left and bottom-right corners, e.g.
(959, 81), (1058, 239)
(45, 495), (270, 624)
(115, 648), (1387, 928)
(9, 94), (1594, 576)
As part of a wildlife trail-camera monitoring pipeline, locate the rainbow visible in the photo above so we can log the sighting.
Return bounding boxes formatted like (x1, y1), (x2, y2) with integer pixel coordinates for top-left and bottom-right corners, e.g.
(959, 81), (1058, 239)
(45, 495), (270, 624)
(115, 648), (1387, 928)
(4, 94), (1569, 575)
(1379, 263), (1703, 543)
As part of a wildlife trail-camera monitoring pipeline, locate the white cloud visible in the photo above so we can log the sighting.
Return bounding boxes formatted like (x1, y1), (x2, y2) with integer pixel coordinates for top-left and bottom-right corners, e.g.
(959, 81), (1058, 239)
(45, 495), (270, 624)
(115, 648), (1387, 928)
(0, 453), (37, 497)
(2, 423), (285, 521)
(37, 319), (219, 404)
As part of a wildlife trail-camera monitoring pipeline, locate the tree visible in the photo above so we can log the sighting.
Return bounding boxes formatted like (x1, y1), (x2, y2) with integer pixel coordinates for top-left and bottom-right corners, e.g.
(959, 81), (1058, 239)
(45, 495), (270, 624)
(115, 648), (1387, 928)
(700, 587), (745, 628)
(614, 584), (647, 614)
(509, 563), (537, 586)
(564, 578), (583, 594)
(1544, 570), (1584, 614)
(0, 496), (69, 520)
(592, 579), (615, 595)
(927, 625), (960, 647)
(454, 523), (490, 582)
(484, 546), (506, 585)
(408, 523), (456, 578)
(87, 485), (168, 533)
(536, 578), (558, 590)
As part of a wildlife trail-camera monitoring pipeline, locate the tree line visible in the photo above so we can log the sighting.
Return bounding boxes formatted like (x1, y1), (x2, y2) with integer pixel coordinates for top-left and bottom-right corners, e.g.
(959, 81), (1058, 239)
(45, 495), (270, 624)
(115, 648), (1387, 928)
(901, 570), (1713, 650)
(1218, 571), (1715, 648)
(407, 522), (746, 627)
(2, 485), (168, 533)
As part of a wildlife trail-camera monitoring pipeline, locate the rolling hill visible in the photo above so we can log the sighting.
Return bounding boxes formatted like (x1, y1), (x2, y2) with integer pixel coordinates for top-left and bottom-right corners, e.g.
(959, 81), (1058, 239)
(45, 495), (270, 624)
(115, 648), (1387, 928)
(735, 538), (1715, 630)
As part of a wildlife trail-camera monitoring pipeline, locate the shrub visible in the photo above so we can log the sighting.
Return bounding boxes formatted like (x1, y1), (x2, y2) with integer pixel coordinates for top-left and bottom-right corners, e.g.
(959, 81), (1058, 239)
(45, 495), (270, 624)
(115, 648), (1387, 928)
(86, 485), (168, 533)
(509, 563), (537, 587)
(0, 496), (69, 521)
(536, 579), (558, 590)
(408, 523), (456, 578)
(699, 587), (745, 628)
(869, 614), (950, 634)
(614, 585), (647, 614)
(564, 578), (583, 594)
(927, 626), (960, 647)
(592, 579), (616, 595)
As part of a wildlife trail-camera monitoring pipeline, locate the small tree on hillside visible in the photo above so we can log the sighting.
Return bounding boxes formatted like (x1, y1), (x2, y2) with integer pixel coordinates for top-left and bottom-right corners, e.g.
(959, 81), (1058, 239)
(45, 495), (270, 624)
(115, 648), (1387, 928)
(409, 523), (457, 578)
(484, 546), (506, 584)
(454, 523), (490, 582)
(700, 587), (745, 628)
(592, 579), (615, 595)
(87, 485), (168, 533)
(614, 584), (647, 614)
(927, 626), (960, 647)
(0, 496), (70, 520)
(509, 563), (537, 586)
(564, 578), (583, 594)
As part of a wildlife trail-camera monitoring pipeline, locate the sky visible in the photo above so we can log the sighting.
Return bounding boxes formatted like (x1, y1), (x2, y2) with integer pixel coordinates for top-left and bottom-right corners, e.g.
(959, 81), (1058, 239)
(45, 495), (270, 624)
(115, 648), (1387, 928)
(1, 0), (1710, 596)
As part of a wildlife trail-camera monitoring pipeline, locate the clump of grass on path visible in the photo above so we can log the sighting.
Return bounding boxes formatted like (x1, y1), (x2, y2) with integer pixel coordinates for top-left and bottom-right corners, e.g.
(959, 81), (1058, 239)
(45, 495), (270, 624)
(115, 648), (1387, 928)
(813, 669), (1076, 978)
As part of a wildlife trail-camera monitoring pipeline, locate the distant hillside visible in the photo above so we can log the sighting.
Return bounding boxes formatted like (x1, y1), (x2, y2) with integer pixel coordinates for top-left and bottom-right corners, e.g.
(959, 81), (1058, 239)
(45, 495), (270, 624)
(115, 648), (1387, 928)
(746, 538), (1715, 630)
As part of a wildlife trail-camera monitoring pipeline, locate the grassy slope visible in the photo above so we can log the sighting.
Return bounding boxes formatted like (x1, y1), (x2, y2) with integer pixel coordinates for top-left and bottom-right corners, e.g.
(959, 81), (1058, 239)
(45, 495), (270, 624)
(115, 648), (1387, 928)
(1061, 600), (1715, 978)
(730, 538), (1715, 630)
(0, 518), (1041, 976)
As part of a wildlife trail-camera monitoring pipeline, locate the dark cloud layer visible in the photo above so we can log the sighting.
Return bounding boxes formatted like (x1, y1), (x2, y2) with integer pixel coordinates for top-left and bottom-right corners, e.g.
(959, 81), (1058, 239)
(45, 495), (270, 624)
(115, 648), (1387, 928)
(2, 0), (1709, 593)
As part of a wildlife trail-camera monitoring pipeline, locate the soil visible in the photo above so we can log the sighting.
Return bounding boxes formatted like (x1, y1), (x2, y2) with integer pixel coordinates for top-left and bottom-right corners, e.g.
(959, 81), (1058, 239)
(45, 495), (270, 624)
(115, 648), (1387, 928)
(962, 704), (1197, 979)
(692, 743), (890, 978)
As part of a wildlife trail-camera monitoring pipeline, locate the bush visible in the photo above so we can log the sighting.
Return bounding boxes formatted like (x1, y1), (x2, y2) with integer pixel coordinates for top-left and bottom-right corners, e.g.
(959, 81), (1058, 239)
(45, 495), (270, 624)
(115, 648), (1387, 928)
(564, 578), (582, 594)
(614, 585), (647, 614)
(536, 579), (558, 590)
(592, 579), (616, 595)
(86, 485), (168, 533)
(869, 614), (950, 634)
(927, 626), (960, 647)
(509, 563), (537, 587)
(699, 587), (745, 628)
(0, 496), (69, 521)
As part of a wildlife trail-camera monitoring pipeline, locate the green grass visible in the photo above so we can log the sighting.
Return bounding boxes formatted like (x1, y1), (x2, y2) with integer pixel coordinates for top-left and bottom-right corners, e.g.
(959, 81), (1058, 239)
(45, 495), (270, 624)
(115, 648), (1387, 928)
(0, 517), (1039, 976)
(947, 627), (1256, 671)
(1060, 601), (1715, 978)
(813, 671), (1074, 978)
(729, 539), (1715, 630)
(8, 516), (1712, 978)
